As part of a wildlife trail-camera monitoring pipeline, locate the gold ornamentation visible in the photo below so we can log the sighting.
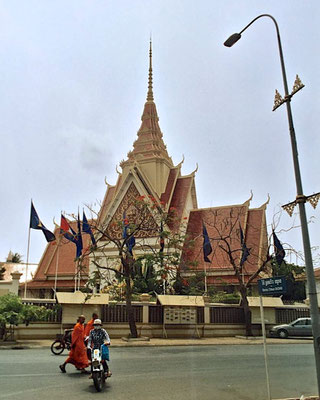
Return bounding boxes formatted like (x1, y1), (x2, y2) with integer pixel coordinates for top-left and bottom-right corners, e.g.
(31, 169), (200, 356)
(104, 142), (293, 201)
(291, 75), (305, 96)
(282, 191), (320, 216)
(106, 182), (159, 239)
(307, 192), (320, 209)
(272, 89), (285, 111)
(282, 201), (297, 217)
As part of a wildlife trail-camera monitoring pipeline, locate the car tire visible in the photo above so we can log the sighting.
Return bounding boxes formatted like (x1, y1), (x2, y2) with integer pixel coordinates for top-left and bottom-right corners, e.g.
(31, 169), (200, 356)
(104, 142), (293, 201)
(278, 329), (288, 339)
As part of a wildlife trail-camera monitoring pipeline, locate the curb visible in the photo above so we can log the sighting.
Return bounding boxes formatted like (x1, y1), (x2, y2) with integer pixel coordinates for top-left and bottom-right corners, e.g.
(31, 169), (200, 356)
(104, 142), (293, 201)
(0, 337), (314, 350)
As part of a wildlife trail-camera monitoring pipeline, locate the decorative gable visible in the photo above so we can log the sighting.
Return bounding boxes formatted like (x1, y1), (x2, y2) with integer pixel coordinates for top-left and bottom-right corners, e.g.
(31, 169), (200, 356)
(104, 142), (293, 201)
(106, 182), (159, 239)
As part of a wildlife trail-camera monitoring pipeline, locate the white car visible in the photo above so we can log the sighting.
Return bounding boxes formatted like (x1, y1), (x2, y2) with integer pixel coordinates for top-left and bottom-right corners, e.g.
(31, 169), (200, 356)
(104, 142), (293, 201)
(269, 317), (312, 338)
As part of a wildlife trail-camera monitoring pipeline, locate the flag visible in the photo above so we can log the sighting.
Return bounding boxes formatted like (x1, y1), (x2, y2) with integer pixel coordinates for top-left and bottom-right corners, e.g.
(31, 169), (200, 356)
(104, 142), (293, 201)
(273, 230), (285, 266)
(239, 223), (250, 266)
(82, 211), (96, 246)
(123, 212), (135, 255)
(202, 223), (212, 262)
(160, 221), (165, 253)
(30, 201), (56, 242)
(60, 214), (76, 241)
(75, 212), (83, 258)
(60, 214), (83, 258)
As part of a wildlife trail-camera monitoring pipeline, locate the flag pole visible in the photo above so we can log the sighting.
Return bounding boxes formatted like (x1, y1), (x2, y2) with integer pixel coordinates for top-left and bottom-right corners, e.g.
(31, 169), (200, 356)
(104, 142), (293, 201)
(204, 263), (208, 294)
(74, 258), (77, 292)
(24, 226), (31, 299)
(54, 236), (61, 294)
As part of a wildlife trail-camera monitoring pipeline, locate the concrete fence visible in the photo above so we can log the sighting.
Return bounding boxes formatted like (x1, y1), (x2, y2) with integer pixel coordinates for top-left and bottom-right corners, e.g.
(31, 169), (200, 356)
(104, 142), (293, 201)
(10, 298), (310, 340)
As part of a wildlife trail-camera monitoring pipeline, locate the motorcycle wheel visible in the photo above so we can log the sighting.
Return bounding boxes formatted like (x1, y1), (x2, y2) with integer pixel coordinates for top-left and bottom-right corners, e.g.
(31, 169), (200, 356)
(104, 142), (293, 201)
(50, 340), (65, 355)
(92, 371), (102, 392)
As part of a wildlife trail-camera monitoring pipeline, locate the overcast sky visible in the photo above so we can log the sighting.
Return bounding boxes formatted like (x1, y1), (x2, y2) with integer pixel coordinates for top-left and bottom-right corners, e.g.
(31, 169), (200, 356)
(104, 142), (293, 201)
(1, 0), (319, 268)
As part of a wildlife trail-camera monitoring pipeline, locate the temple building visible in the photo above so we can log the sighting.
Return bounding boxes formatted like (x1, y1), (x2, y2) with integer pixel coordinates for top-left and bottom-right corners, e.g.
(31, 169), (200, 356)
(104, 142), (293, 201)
(89, 42), (269, 293)
(25, 43), (269, 298)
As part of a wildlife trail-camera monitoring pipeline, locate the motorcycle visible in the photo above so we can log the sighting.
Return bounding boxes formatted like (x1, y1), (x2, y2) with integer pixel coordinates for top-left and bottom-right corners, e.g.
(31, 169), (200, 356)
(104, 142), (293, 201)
(50, 329), (72, 355)
(91, 346), (108, 392)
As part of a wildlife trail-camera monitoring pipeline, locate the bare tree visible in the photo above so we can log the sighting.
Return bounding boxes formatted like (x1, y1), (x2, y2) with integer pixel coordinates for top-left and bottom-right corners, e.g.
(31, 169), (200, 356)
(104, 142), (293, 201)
(181, 205), (271, 337)
(80, 195), (188, 338)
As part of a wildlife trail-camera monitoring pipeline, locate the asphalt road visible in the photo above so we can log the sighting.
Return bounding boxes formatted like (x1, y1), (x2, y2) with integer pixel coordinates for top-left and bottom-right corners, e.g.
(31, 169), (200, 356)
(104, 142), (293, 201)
(0, 344), (317, 400)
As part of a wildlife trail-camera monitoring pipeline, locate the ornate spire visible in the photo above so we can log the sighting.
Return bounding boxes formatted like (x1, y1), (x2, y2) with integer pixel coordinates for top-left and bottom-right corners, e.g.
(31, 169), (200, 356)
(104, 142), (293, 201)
(120, 42), (173, 169)
(147, 39), (154, 102)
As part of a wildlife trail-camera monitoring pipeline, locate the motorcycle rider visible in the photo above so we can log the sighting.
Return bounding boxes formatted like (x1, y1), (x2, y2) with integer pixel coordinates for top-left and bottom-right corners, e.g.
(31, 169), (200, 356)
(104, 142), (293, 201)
(87, 319), (112, 378)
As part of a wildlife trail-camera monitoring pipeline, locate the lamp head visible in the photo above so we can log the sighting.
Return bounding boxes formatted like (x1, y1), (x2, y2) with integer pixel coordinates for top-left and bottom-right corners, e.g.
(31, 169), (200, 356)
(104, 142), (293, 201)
(224, 33), (241, 47)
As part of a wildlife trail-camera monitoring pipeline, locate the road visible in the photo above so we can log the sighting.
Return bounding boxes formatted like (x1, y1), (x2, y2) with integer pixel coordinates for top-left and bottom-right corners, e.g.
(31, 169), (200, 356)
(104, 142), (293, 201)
(0, 344), (317, 400)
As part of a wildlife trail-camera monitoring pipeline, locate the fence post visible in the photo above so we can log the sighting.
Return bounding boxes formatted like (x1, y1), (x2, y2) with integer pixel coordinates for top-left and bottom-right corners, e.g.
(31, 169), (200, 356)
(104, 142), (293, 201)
(203, 296), (211, 324)
(140, 294), (151, 324)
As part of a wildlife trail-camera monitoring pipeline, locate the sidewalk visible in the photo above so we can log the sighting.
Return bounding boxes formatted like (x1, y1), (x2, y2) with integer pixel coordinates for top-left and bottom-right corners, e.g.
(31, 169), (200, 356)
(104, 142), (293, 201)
(0, 336), (313, 349)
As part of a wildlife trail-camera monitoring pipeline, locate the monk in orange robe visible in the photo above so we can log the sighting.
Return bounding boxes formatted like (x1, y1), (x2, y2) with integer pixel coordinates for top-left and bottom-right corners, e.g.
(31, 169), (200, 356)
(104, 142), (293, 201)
(84, 313), (98, 338)
(59, 315), (89, 373)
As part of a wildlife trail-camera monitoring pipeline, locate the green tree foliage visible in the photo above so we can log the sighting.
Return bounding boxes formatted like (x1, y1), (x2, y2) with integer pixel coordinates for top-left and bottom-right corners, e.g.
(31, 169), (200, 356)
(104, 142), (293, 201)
(271, 258), (306, 301)
(132, 256), (162, 295)
(0, 294), (54, 341)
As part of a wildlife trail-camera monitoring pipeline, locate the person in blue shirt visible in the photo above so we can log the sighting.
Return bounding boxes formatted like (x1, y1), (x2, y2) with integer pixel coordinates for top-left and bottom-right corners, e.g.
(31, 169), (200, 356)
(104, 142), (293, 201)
(87, 319), (111, 378)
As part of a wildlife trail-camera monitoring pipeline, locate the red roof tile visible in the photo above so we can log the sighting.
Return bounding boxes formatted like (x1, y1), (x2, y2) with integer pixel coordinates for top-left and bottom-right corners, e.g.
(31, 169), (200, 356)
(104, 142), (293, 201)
(168, 176), (193, 231)
(160, 167), (179, 206)
(181, 204), (267, 284)
(31, 221), (90, 286)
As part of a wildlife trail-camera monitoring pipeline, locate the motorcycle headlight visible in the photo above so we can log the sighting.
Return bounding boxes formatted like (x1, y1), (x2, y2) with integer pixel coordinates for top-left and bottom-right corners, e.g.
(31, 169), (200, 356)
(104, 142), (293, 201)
(93, 349), (99, 358)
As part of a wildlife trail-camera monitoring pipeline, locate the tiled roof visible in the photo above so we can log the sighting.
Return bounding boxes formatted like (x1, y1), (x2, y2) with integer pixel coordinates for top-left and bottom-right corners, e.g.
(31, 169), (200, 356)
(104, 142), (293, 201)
(160, 167), (179, 207)
(25, 279), (87, 289)
(181, 203), (267, 284)
(30, 221), (90, 285)
(167, 176), (193, 231)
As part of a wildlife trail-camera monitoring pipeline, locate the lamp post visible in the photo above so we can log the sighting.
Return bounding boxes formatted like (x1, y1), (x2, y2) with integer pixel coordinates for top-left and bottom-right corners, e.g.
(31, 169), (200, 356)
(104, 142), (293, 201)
(224, 14), (320, 396)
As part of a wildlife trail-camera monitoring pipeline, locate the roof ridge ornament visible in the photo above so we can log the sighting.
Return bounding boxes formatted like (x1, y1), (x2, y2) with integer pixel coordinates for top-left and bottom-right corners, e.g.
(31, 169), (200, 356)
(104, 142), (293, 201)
(176, 154), (185, 168)
(243, 190), (253, 206)
(116, 165), (121, 175)
(259, 194), (270, 210)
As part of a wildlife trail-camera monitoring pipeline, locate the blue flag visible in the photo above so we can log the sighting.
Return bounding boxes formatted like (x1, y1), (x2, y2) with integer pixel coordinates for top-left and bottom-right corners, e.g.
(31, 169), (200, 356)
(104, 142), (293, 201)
(123, 212), (135, 255)
(75, 213), (83, 259)
(202, 223), (212, 263)
(239, 223), (250, 266)
(82, 211), (96, 246)
(30, 201), (56, 242)
(273, 230), (285, 266)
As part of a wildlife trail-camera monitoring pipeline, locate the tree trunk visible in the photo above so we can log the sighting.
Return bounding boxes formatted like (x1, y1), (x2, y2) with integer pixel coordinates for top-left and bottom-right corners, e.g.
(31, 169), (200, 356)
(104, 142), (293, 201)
(123, 257), (138, 338)
(239, 285), (253, 337)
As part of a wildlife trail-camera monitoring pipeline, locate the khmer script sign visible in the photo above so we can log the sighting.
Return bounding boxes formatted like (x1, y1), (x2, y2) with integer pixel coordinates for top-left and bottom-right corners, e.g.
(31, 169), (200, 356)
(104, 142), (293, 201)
(258, 276), (287, 295)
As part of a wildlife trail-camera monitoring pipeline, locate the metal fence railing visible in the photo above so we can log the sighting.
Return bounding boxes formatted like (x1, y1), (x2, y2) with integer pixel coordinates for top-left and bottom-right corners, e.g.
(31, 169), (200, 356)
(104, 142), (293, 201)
(275, 308), (310, 324)
(102, 304), (143, 323)
(197, 307), (204, 324)
(210, 306), (245, 324)
(148, 305), (163, 324)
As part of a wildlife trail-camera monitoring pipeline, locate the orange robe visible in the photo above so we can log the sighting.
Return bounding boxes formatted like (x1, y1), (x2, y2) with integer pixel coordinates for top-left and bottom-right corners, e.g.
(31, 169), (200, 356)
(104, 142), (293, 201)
(84, 319), (94, 337)
(65, 322), (89, 369)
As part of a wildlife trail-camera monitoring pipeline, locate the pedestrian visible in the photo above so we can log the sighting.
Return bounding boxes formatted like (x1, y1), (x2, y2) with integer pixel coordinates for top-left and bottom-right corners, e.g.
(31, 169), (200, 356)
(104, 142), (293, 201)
(84, 313), (98, 339)
(59, 315), (89, 373)
(87, 319), (112, 378)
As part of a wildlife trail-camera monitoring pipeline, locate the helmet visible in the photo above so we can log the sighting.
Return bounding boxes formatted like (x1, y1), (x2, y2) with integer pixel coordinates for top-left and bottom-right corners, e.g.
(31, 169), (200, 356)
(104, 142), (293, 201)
(93, 319), (102, 325)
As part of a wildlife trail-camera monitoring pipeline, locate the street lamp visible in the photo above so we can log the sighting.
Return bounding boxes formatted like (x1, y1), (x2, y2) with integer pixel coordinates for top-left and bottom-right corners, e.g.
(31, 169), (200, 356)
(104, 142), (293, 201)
(224, 14), (320, 396)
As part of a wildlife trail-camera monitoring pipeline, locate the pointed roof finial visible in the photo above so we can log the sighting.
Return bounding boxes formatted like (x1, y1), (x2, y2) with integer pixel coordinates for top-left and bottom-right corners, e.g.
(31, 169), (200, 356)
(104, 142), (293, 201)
(147, 39), (154, 102)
